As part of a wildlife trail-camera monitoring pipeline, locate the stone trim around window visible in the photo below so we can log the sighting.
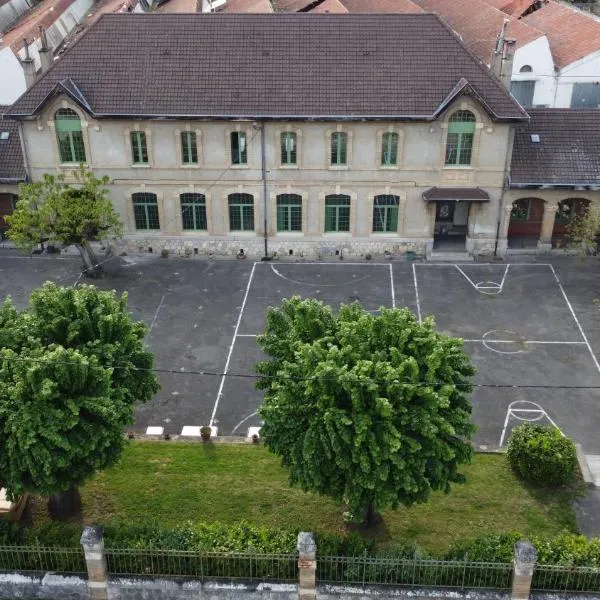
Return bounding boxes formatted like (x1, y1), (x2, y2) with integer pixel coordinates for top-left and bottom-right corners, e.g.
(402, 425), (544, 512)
(124, 124), (153, 168)
(173, 186), (213, 235)
(365, 188), (407, 235)
(318, 187), (358, 235)
(274, 125), (303, 169)
(269, 187), (308, 236)
(125, 186), (165, 234)
(325, 125), (353, 170)
(375, 127), (404, 170)
(174, 126), (203, 168)
(221, 186), (259, 234)
(225, 124), (253, 169)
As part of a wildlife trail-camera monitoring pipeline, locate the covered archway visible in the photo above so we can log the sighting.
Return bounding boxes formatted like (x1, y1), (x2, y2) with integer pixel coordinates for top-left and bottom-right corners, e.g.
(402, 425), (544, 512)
(507, 198), (544, 249)
(552, 198), (589, 249)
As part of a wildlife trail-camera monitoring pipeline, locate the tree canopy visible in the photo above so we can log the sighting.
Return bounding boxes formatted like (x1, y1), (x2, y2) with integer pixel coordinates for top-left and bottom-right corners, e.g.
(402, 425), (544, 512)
(0, 283), (159, 502)
(6, 167), (122, 277)
(256, 298), (476, 524)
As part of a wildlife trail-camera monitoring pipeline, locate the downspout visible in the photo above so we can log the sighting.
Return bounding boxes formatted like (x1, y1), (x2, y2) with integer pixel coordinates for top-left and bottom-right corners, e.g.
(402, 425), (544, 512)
(16, 120), (32, 184)
(260, 121), (270, 261)
(495, 125), (516, 257)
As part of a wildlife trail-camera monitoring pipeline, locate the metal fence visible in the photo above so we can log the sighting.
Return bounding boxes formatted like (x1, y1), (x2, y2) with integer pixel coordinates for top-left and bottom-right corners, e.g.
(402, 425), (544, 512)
(104, 548), (298, 582)
(317, 554), (514, 590)
(0, 545), (86, 574)
(532, 564), (600, 593)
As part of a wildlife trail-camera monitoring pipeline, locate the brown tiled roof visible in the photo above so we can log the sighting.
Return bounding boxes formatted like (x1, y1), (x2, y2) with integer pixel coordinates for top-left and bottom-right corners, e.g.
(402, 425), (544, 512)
(339, 0), (423, 13)
(0, 106), (26, 183)
(423, 187), (490, 201)
(411, 0), (544, 65)
(8, 13), (527, 120)
(510, 109), (600, 186)
(522, 0), (600, 68)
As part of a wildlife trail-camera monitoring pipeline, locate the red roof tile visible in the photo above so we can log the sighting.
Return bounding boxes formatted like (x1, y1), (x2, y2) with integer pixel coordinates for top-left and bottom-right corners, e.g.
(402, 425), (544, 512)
(339, 0), (423, 12)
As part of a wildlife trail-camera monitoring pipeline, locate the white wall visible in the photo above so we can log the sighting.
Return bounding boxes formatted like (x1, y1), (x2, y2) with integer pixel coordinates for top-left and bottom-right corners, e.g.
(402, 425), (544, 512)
(0, 0), (33, 34)
(555, 49), (600, 108)
(512, 36), (556, 107)
(0, 46), (26, 104)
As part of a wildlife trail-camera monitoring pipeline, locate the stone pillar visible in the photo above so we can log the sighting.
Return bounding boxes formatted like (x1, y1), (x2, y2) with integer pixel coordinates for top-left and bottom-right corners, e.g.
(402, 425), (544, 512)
(496, 202), (514, 256)
(297, 532), (316, 600)
(80, 526), (109, 600)
(512, 541), (537, 600)
(538, 201), (559, 253)
(21, 58), (37, 89)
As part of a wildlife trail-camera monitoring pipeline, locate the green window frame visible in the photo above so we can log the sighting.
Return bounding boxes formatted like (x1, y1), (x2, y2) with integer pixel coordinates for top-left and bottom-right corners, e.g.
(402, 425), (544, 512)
(511, 199), (531, 222)
(180, 193), (207, 231)
(372, 195), (399, 233)
(556, 199), (588, 225)
(181, 131), (198, 165)
(331, 132), (347, 166)
(324, 194), (350, 232)
(130, 131), (149, 165)
(132, 192), (160, 230)
(381, 132), (399, 166)
(280, 132), (297, 165)
(55, 109), (86, 163)
(276, 194), (302, 232)
(445, 110), (475, 166)
(231, 132), (247, 165)
(228, 193), (254, 231)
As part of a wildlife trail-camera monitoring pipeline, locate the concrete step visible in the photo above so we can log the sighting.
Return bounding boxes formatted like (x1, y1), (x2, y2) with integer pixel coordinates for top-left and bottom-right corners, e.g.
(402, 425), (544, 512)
(428, 252), (474, 263)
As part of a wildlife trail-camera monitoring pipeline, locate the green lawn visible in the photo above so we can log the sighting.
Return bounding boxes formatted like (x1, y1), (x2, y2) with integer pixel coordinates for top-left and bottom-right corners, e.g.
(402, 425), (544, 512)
(57, 443), (579, 554)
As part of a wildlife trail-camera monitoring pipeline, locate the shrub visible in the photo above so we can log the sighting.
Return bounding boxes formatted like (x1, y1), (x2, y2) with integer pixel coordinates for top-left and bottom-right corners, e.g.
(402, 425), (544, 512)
(507, 424), (578, 486)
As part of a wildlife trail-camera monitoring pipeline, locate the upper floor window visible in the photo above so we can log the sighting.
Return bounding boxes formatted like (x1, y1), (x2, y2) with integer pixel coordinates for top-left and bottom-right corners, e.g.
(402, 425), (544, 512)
(276, 194), (302, 232)
(228, 193), (254, 231)
(181, 131), (198, 165)
(331, 132), (347, 166)
(445, 110), (475, 166)
(372, 195), (399, 233)
(381, 132), (399, 166)
(180, 193), (207, 230)
(55, 109), (86, 164)
(132, 192), (159, 230)
(130, 131), (148, 165)
(231, 131), (247, 165)
(571, 83), (600, 109)
(280, 132), (297, 165)
(510, 80), (535, 108)
(324, 194), (350, 232)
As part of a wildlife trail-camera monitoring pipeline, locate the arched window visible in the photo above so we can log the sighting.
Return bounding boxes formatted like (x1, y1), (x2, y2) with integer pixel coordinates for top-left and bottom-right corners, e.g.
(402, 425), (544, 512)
(556, 199), (589, 225)
(445, 110), (475, 166)
(520, 65), (533, 73)
(324, 194), (350, 232)
(228, 193), (254, 231)
(55, 109), (86, 163)
(180, 193), (206, 230)
(276, 194), (302, 232)
(132, 193), (160, 230)
(372, 195), (400, 233)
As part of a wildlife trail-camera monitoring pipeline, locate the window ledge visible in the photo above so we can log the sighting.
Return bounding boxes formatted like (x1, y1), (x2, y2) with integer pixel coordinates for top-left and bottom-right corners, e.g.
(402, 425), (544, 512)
(181, 230), (209, 235)
(180, 164), (201, 169)
(442, 165), (473, 170)
(131, 164), (151, 168)
(379, 165), (399, 170)
(328, 165), (348, 170)
(323, 231), (351, 236)
(275, 231), (304, 236)
(229, 231), (257, 235)
(59, 163), (87, 168)
(230, 164), (250, 169)
(372, 231), (400, 235)
(279, 164), (299, 169)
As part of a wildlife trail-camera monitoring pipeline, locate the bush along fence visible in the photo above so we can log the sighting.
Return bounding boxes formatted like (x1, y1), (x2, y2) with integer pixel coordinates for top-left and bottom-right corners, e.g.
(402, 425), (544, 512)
(0, 528), (598, 599)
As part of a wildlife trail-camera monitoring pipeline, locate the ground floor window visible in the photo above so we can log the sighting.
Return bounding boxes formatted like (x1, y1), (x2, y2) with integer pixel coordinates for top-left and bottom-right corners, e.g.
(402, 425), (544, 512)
(511, 199), (531, 221)
(132, 193), (160, 230)
(372, 195), (399, 233)
(181, 193), (207, 231)
(324, 195), (350, 232)
(276, 194), (302, 232)
(228, 194), (254, 231)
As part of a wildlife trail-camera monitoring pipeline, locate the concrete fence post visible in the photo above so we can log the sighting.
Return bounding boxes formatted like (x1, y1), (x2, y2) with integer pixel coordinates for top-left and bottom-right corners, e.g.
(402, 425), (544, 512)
(297, 532), (317, 600)
(80, 525), (109, 600)
(512, 541), (537, 600)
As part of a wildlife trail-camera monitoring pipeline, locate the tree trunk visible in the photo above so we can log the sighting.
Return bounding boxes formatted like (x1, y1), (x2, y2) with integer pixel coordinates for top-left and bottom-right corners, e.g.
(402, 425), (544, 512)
(364, 501), (381, 526)
(48, 487), (81, 520)
(76, 242), (103, 278)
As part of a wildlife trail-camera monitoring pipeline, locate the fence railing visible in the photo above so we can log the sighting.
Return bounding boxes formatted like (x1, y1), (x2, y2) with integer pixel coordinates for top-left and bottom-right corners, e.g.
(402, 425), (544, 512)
(0, 545), (86, 574)
(317, 554), (514, 590)
(532, 564), (600, 593)
(104, 548), (298, 582)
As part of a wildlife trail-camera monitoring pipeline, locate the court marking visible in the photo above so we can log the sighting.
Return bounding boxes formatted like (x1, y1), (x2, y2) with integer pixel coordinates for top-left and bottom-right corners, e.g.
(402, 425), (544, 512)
(231, 410), (259, 435)
(412, 263), (422, 324)
(499, 400), (563, 447)
(149, 294), (166, 333)
(454, 264), (510, 295)
(389, 263), (396, 309)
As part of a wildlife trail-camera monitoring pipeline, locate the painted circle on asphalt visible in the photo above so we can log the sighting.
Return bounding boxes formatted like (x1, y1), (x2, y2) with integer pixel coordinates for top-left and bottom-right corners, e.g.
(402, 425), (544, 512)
(507, 400), (546, 422)
(482, 329), (527, 354)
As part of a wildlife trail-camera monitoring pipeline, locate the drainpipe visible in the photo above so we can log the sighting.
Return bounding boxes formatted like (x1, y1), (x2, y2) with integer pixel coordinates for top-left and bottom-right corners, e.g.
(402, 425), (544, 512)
(260, 121), (270, 261)
(494, 126), (516, 257)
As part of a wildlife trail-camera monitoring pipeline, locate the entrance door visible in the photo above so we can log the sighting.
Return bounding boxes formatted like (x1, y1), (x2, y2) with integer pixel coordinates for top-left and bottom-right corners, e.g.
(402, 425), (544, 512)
(435, 202), (455, 236)
(434, 201), (468, 251)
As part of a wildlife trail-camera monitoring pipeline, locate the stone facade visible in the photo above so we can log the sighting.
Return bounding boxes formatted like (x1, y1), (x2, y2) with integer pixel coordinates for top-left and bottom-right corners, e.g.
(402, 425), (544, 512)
(20, 95), (512, 259)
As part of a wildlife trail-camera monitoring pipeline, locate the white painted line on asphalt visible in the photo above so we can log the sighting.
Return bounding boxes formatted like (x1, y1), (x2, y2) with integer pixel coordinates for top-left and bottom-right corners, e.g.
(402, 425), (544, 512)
(149, 294), (166, 333)
(389, 263), (396, 309)
(462, 339), (587, 344)
(549, 264), (600, 375)
(412, 263), (422, 324)
(210, 262), (257, 426)
(232, 411), (259, 435)
(237, 334), (259, 337)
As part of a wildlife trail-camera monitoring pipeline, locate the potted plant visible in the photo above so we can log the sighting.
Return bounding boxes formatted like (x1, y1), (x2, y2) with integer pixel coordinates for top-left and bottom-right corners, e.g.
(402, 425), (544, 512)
(200, 426), (212, 442)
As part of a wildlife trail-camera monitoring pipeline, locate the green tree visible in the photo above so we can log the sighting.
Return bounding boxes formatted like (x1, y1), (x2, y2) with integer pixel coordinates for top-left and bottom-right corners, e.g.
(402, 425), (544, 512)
(256, 298), (476, 526)
(568, 202), (600, 256)
(6, 167), (123, 277)
(0, 283), (159, 517)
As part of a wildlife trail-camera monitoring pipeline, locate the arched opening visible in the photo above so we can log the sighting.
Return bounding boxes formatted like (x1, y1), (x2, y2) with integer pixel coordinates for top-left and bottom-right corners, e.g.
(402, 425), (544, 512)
(444, 111), (475, 166)
(552, 198), (589, 248)
(507, 198), (544, 249)
(55, 108), (86, 164)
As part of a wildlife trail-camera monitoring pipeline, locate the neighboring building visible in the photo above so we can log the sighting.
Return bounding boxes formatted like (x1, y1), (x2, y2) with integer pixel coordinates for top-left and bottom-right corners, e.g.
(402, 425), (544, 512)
(0, 106), (26, 237)
(501, 109), (600, 252)
(8, 13), (531, 259)
(200, 0), (272, 11)
(0, 0), (94, 105)
(0, 0), (34, 33)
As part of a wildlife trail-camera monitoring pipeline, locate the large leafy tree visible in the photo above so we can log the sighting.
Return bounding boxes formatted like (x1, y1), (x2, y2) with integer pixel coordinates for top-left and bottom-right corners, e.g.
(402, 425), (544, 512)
(0, 283), (159, 517)
(6, 167), (122, 278)
(568, 203), (600, 256)
(256, 298), (476, 525)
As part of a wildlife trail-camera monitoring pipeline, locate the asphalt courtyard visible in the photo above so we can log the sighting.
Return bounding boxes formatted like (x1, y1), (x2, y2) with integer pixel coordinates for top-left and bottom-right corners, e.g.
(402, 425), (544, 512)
(1, 248), (600, 454)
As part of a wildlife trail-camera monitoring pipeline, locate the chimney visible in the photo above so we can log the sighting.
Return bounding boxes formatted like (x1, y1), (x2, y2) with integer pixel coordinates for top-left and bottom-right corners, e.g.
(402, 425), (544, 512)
(21, 39), (37, 89)
(501, 39), (516, 89)
(491, 20), (516, 90)
(38, 27), (54, 74)
(491, 19), (508, 79)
